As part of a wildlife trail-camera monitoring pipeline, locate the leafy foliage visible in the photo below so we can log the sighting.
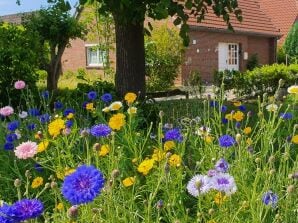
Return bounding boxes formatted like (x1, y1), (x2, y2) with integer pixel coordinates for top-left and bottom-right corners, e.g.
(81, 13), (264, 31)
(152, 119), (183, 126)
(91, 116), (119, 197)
(145, 24), (184, 91)
(284, 22), (298, 63)
(246, 53), (259, 71)
(0, 22), (40, 106)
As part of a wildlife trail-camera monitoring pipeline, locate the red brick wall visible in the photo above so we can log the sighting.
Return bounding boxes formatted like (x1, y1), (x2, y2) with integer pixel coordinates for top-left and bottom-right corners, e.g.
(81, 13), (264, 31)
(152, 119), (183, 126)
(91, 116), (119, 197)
(181, 30), (275, 84)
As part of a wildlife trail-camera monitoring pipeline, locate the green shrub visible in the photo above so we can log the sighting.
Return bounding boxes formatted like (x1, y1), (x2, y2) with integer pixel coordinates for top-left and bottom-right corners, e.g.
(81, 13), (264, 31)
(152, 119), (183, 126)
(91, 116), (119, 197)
(0, 22), (40, 107)
(214, 70), (244, 91)
(242, 63), (298, 96)
(145, 24), (184, 92)
(246, 53), (259, 71)
(284, 22), (298, 63)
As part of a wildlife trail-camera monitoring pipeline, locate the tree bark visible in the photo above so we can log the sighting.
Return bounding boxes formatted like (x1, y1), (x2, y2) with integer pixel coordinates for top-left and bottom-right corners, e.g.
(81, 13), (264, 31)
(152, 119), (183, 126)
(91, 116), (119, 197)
(114, 18), (146, 98)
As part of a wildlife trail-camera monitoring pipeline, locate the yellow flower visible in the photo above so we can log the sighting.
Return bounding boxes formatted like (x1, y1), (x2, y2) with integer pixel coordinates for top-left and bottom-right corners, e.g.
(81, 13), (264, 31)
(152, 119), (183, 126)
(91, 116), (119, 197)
(214, 192), (227, 205)
(48, 118), (65, 138)
(109, 101), (123, 111)
(291, 135), (298, 144)
(55, 202), (64, 211)
(65, 168), (75, 176)
(152, 149), (165, 162)
(243, 127), (252, 135)
(31, 177), (43, 189)
(37, 140), (49, 153)
(99, 144), (110, 156)
(137, 159), (155, 175)
(168, 154), (181, 167)
(232, 111), (244, 122)
(164, 141), (175, 151)
(56, 171), (64, 180)
(86, 103), (95, 111)
(122, 177), (136, 187)
(246, 138), (253, 146)
(225, 113), (233, 121)
(233, 101), (241, 107)
(204, 135), (214, 143)
(127, 107), (137, 115)
(207, 221), (217, 223)
(124, 92), (137, 104)
(102, 107), (110, 113)
(288, 85), (298, 94)
(66, 113), (74, 119)
(109, 113), (126, 130)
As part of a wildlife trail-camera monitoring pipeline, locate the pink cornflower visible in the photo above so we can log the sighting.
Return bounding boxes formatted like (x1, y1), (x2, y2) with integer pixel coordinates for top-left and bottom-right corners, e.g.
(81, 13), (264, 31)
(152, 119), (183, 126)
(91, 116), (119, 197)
(15, 141), (38, 159)
(0, 106), (14, 117)
(14, 80), (26, 89)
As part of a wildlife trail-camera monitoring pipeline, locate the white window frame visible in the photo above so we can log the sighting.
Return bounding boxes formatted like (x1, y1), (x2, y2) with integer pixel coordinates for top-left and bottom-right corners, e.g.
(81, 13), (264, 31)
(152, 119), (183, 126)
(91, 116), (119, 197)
(85, 44), (105, 68)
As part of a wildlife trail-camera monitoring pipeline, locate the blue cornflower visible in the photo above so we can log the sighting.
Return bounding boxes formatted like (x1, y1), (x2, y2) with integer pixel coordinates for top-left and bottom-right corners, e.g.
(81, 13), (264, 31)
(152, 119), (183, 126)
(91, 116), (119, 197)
(27, 123), (36, 131)
(164, 128), (183, 142)
(82, 101), (88, 109)
(39, 113), (50, 124)
(90, 124), (111, 137)
(222, 118), (228, 124)
(7, 121), (20, 131)
(101, 93), (113, 103)
(9, 199), (44, 221)
(54, 101), (63, 110)
(34, 163), (43, 173)
(280, 112), (293, 120)
(235, 122), (241, 129)
(215, 158), (229, 173)
(4, 142), (14, 150)
(221, 105), (228, 113)
(66, 120), (74, 128)
(262, 190), (278, 208)
(239, 105), (246, 112)
(218, 135), (236, 148)
(28, 108), (40, 117)
(64, 108), (75, 117)
(5, 133), (17, 143)
(210, 101), (218, 107)
(87, 91), (97, 100)
(0, 204), (14, 223)
(41, 90), (49, 99)
(61, 165), (105, 205)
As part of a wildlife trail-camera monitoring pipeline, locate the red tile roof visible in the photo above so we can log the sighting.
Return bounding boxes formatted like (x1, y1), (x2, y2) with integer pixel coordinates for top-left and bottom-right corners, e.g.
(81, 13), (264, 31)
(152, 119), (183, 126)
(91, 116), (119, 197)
(187, 0), (280, 37)
(258, 0), (297, 44)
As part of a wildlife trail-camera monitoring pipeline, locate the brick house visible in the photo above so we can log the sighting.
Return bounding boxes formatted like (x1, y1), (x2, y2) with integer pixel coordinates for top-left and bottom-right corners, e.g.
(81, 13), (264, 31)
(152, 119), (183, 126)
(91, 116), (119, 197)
(1, 0), (297, 84)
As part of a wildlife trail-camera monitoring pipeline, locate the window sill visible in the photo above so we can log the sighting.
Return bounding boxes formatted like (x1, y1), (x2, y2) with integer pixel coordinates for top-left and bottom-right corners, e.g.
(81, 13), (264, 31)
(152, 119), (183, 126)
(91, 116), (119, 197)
(86, 65), (104, 69)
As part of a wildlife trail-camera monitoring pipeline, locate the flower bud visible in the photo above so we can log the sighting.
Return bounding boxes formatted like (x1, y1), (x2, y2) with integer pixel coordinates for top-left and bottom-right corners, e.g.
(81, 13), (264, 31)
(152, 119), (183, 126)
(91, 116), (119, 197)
(50, 181), (57, 189)
(14, 179), (21, 187)
(159, 111), (164, 118)
(269, 169), (276, 175)
(111, 169), (120, 179)
(287, 185), (295, 194)
(25, 170), (31, 178)
(268, 155), (275, 163)
(156, 200), (164, 209)
(208, 208), (215, 215)
(236, 133), (242, 143)
(44, 183), (50, 189)
(68, 205), (79, 219)
(93, 143), (101, 151)
(255, 158), (261, 163)
(278, 79), (285, 87)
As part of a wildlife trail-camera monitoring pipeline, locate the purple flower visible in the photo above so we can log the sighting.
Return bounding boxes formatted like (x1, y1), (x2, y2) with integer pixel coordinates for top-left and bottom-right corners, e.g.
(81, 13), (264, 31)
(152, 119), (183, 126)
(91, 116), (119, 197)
(9, 199), (44, 221)
(262, 190), (278, 208)
(218, 135), (236, 148)
(0, 204), (14, 223)
(27, 123), (36, 131)
(222, 118), (228, 124)
(7, 121), (20, 131)
(87, 91), (97, 100)
(239, 105), (246, 112)
(235, 122), (241, 129)
(34, 163), (43, 172)
(207, 169), (218, 177)
(4, 142), (14, 150)
(211, 173), (237, 195)
(90, 124), (111, 137)
(280, 112), (293, 120)
(101, 93), (113, 103)
(64, 108), (75, 117)
(164, 128), (183, 142)
(221, 105), (228, 113)
(28, 108), (40, 117)
(215, 158), (229, 173)
(41, 90), (49, 99)
(66, 120), (73, 128)
(61, 165), (105, 205)
(39, 114), (50, 124)
(186, 174), (212, 197)
(5, 133), (17, 143)
(210, 101), (218, 107)
(54, 101), (63, 110)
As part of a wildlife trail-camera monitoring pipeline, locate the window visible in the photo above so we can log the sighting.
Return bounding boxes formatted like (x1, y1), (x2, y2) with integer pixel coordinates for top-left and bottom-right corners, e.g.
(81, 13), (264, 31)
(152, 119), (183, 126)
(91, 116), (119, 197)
(85, 44), (106, 67)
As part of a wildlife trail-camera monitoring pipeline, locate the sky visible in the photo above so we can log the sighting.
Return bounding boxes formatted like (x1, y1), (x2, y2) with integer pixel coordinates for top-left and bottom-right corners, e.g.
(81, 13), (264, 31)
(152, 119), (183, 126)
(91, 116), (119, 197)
(0, 0), (78, 16)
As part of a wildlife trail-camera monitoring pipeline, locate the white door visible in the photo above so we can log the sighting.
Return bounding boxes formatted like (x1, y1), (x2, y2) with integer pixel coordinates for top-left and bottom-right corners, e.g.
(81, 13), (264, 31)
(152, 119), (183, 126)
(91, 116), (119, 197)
(218, 43), (239, 71)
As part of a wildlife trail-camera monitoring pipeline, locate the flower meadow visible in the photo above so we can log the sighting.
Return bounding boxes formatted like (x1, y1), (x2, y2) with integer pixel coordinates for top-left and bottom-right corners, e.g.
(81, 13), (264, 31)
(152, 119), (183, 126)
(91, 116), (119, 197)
(0, 82), (298, 223)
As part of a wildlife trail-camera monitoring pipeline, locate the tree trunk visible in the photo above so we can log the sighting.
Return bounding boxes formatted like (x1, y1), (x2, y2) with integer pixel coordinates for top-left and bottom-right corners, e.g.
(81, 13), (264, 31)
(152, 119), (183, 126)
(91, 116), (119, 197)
(114, 18), (146, 97)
